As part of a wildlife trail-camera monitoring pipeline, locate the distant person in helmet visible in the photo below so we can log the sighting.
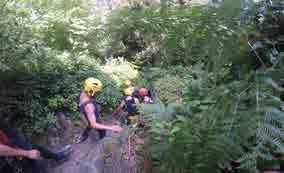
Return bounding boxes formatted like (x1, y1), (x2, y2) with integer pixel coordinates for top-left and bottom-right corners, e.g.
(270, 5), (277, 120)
(138, 88), (153, 104)
(124, 80), (136, 92)
(124, 80), (133, 88)
(112, 87), (140, 125)
(77, 77), (123, 143)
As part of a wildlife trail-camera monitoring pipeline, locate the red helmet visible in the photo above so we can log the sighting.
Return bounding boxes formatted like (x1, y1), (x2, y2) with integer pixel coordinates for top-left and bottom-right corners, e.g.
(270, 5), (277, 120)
(139, 88), (148, 97)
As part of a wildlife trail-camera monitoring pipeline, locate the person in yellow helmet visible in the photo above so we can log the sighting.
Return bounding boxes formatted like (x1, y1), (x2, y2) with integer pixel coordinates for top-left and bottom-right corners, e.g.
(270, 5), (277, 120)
(77, 77), (123, 143)
(112, 87), (140, 125)
(124, 79), (135, 92)
(124, 87), (135, 96)
(124, 80), (133, 88)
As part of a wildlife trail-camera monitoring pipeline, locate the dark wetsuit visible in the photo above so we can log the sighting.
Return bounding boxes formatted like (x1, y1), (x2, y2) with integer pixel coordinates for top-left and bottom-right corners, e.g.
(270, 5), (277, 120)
(0, 125), (63, 173)
(79, 96), (106, 140)
(123, 96), (139, 124)
(124, 96), (139, 117)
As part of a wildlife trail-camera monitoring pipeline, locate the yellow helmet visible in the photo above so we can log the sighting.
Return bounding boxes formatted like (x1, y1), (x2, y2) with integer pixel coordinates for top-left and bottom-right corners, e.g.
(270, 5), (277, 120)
(124, 87), (134, 96)
(84, 77), (103, 96)
(124, 80), (133, 87)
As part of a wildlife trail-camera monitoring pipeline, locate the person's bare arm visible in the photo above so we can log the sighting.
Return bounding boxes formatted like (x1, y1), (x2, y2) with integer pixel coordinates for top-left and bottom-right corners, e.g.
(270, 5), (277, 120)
(0, 144), (40, 159)
(111, 101), (125, 116)
(85, 103), (122, 132)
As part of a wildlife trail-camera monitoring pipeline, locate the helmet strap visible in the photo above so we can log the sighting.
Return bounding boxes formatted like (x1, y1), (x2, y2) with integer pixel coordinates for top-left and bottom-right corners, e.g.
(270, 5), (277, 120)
(88, 90), (95, 96)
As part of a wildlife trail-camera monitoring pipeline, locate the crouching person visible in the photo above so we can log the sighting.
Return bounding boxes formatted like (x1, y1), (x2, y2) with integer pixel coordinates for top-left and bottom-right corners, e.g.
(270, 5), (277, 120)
(0, 123), (72, 173)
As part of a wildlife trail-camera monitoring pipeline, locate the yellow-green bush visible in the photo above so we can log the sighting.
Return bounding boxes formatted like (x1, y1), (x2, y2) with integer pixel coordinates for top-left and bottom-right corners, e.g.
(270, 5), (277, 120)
(154, 74), (189, 103)
(140, 66), (193, 103)
(100, 58), (139, 87)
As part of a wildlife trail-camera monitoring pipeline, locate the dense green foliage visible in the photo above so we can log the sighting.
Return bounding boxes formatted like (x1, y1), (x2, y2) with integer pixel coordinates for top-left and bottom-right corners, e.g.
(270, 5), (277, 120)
(137, 1), (284, 172)
(141, 65), (284, 172)
(0, 0), (132, 134)
(0, 0), (284, 172)
(105, 0), (245, 68)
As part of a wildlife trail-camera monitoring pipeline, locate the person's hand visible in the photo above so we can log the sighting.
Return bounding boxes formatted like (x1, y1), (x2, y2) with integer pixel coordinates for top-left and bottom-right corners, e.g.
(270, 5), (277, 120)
(111, 125), (123, 133)
(25, 149), (41, 160)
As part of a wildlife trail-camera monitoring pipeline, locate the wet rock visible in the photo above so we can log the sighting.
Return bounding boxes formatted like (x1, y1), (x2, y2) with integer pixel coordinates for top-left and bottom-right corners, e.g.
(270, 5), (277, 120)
(45, 114), (150, 173)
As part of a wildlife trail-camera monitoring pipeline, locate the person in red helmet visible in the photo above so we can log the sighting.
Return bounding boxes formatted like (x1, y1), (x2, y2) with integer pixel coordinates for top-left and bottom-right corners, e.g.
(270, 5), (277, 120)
(138, 88), (153, 104)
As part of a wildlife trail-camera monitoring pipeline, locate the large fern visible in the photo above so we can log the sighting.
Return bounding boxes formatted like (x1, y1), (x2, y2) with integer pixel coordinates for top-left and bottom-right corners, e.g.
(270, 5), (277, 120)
(140, 66), (284, 173)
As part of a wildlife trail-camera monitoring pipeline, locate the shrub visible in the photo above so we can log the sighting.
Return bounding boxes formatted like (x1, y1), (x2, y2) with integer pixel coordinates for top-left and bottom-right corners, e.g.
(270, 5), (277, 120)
(141, 69), (284, 172)
(105, 0), (246, 68)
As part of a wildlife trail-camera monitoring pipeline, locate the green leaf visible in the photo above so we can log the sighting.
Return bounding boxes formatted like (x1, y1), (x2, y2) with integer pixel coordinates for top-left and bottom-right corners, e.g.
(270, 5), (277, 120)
(170, 126), (181, 135)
